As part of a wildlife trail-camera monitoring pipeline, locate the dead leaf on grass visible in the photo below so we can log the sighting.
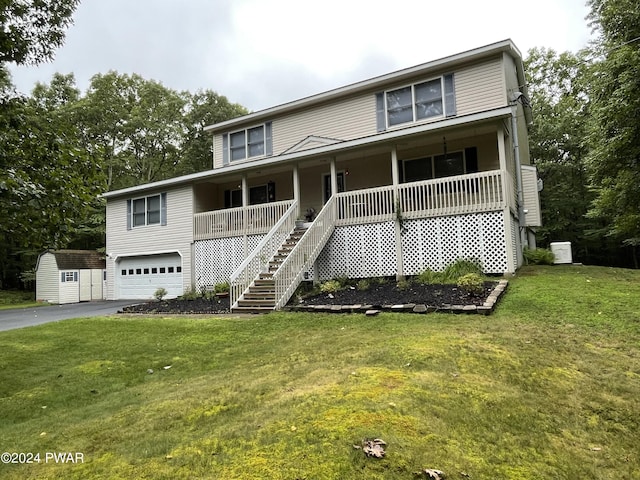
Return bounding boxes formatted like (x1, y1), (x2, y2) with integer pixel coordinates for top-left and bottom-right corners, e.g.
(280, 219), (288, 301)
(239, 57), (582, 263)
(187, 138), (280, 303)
(361, 438), (386, 458)
(416, 468), (445, 479)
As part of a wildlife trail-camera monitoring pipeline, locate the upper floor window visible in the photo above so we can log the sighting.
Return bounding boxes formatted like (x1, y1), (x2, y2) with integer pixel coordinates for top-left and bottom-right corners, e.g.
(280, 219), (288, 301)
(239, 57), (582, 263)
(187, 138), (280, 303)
(223, 122), (273, 164)
(126, 193), (167, 230)
(377, 74), (456, 131)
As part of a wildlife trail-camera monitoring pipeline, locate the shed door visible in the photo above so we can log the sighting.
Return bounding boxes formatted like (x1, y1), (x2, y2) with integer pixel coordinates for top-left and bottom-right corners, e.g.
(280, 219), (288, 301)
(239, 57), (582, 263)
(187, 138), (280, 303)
(91, 269), (103, 300)
(79, 269), (92, 302)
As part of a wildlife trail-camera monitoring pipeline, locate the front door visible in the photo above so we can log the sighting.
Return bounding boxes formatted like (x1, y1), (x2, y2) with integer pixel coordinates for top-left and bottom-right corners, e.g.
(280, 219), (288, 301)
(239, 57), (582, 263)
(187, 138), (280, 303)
(323, 171), (345, 204)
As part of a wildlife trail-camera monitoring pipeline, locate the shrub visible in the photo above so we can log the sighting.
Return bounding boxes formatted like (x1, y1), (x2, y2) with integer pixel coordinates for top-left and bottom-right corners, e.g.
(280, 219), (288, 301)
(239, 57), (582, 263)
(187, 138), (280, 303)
(154, 287), (168, 301)
(397, 278), (412, 291)
(320, 280), (341, 294)
(457, 273), (484, 296)
(214, 282), (230, 294)
(416, 268), (439, 285)
(524, 247), (555, 265)
(356, 279), (371, 291)
(181, 285), (200, 301)
(416, 259), (483, 285)
(442, 258), (483, 282)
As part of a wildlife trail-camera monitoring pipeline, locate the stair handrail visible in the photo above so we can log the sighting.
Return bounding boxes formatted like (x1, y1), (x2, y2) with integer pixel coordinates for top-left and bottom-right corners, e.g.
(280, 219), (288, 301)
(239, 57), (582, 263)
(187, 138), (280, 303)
(272, 196), (337, 309)
(230, 199), (299, 309)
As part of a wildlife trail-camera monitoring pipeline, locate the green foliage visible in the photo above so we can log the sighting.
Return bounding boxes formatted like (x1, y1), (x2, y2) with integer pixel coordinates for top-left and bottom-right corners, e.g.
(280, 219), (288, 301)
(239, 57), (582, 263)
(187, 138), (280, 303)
(415, 268), (440, 285)
(319, 280), (342, 294)
(180, 285), (200, 301)
(457, 273), (484, 296)
(153, 287), (168, 301)
(416, 259), (483, 285)
(0, 0), (80, 65)
(442, 258), (483, 282)
(524, 247), (556, 265)
(396, 278), (412, 290)
(356, 279), (371, 291)
(585, 0), (640, 265)
(214, 281), (230, 294)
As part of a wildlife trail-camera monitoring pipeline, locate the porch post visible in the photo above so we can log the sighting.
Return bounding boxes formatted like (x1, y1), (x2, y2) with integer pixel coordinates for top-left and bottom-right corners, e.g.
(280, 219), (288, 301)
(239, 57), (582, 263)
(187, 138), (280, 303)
(242, 174), (249, 256)
(330, 157), (337, 199)
(391, 146), (404, 280)
(292, 163), (300, 214)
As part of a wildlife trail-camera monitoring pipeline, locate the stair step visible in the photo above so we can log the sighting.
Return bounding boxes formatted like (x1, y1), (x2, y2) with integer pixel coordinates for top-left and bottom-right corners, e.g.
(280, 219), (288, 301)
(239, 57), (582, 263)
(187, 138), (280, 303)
(231, 306), (274, 314)
(254, 279), (275, 286)
(237, 299), (276, 307)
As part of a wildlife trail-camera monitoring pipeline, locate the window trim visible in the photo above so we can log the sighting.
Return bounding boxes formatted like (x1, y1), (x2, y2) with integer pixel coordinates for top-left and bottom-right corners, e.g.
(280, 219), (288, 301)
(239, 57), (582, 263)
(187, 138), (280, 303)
(61, 271), (78, 283)
(228, 124), (265, 161)
(222, 121), (273, 164)
(127, 193), (166, 229)
(382, 74), (455, 130)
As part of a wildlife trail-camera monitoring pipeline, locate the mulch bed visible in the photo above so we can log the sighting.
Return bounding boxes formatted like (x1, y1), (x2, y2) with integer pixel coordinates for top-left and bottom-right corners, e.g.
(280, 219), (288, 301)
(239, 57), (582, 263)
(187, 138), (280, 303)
(119, 280), (506, 315)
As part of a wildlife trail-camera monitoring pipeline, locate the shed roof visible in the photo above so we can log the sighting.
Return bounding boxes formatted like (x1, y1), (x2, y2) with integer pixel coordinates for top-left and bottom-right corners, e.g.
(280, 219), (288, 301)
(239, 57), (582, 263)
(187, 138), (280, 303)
(43, 250), (106, 270)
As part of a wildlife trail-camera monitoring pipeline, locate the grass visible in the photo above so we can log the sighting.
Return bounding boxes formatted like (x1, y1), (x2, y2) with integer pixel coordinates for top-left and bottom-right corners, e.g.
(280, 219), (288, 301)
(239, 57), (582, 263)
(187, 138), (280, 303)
(0, 265), (639, 479)
(0, 290), (42, 310)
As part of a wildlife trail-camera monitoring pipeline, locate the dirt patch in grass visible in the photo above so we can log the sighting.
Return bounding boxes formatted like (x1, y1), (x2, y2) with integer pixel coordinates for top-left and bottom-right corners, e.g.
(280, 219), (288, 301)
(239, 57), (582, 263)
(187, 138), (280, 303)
(119, 280), (498, 314)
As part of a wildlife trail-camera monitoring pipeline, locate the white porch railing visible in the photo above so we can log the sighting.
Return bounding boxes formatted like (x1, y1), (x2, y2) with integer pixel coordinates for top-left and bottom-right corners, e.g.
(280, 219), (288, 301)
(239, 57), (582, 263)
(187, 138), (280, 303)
(334, 170), (506, 225)
(230, 200), (299, 309)
(194, 199), (295, 240)
(272, 196), (337, 309)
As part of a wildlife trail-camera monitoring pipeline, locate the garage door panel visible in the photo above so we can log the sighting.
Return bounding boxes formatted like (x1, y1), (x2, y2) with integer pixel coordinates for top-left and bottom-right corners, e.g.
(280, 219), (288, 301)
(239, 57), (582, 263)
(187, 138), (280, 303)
(117, 254), (183, 300)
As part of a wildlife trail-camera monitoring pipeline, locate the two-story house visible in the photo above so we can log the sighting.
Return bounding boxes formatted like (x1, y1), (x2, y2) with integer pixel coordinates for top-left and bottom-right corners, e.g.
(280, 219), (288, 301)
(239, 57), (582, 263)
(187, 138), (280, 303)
(103, 39), (541, 312)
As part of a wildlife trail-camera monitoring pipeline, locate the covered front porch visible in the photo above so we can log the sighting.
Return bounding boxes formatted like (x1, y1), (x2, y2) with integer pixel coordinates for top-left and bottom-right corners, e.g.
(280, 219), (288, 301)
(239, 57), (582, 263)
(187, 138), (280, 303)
(193, 125), (517, 241)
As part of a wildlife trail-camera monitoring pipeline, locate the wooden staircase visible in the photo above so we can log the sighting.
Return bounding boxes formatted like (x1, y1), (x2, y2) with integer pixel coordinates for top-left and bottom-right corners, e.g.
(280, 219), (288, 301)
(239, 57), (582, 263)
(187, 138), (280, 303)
(232, 227), (307, 313)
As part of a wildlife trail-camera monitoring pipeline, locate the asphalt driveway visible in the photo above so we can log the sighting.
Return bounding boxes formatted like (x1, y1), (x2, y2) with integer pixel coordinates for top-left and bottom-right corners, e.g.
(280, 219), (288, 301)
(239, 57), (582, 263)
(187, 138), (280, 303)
(0, 300), (141, 332)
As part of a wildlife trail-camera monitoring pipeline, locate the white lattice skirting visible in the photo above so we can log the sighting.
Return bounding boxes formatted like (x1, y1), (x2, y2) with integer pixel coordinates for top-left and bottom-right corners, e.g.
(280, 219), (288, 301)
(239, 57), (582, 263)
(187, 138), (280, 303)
(193, 211), (511, 286)
(194, 234), (264, 288)
(315, 211), (509, 280)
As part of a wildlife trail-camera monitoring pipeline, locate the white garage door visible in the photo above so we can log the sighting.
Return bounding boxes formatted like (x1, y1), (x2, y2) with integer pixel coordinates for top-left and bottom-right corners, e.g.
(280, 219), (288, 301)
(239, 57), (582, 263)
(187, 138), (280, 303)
(117, 254), (183, 300)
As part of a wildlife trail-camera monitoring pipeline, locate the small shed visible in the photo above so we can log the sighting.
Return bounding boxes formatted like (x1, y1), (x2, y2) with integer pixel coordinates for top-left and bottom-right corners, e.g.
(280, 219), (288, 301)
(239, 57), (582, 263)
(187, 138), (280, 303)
(36, 250), (106, 304)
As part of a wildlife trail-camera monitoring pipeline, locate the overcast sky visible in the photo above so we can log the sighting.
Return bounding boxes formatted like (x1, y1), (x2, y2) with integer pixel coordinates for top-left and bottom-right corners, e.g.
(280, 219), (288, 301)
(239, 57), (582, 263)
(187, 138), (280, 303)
(8, 0), (593, 112)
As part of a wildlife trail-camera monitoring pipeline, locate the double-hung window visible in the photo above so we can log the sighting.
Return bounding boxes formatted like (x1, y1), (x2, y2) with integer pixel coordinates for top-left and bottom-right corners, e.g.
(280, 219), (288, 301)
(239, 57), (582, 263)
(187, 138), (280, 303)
(379, 74), (456, 130)
(127, 193), (167, 229)
(222, 122), (273, 164)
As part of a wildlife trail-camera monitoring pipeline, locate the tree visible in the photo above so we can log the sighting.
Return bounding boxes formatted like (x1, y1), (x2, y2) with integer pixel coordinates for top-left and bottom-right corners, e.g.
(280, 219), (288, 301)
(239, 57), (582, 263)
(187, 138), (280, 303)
(0, 0), (80, 65)
(524, 48), (606, 263)
(177, 90), (248, 175)
(0, 75), (104, 288)
(586, 0), (640, 266)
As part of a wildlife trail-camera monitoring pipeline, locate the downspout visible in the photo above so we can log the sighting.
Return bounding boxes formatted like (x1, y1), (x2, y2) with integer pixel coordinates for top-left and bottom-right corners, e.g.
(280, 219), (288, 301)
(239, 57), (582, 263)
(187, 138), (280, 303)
(509, 97), (528, 251)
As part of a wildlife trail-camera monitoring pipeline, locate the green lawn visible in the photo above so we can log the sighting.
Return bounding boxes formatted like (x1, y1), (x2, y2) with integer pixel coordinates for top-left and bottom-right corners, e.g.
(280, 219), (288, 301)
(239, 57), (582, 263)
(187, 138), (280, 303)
(0, 290), (42, 310)
(0, 265), (638, 479)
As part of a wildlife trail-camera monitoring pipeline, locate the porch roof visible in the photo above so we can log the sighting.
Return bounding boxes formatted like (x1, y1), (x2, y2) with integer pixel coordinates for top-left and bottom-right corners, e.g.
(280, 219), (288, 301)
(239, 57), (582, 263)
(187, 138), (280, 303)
(102, 106), (513, 199)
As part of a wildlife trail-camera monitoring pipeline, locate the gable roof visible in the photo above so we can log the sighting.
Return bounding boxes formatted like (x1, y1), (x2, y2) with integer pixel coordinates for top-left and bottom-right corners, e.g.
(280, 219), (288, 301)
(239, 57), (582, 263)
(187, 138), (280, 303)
(41, 250), (106, 270)
(282, 135), (344, 154)
(204, 39), (524, 133)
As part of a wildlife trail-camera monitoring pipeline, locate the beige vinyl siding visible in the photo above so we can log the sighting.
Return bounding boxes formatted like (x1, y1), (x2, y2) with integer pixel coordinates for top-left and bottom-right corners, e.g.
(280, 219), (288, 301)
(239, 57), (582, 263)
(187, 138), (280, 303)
(212, 56), (509, 169)
(272, 95), (376, 154)
(455, 57), (506, 117)
(36, 253), (59, 303)
(105, 185), (194, 300)
(521, 165), (542, 227)
(212, 95), (376, 169)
